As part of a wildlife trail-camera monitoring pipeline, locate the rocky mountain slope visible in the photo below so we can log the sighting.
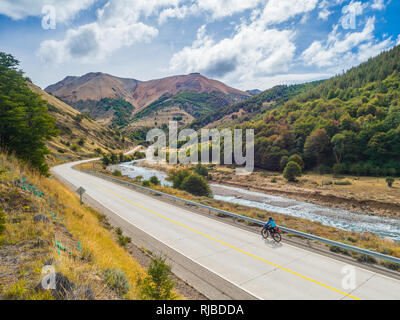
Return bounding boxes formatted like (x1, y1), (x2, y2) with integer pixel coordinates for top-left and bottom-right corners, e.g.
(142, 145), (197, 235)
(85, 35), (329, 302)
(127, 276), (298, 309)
(45, 72), (250, 128)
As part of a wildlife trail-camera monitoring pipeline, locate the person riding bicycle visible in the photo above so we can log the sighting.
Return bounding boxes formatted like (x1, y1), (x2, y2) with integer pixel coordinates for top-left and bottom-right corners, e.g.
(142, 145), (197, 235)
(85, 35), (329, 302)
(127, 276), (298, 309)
(264, 217), (277, 233)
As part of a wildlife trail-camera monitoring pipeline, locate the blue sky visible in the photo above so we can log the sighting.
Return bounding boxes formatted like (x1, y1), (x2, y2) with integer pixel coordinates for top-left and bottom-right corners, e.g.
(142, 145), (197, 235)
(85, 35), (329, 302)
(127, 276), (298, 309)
(0, 0), (399, 91)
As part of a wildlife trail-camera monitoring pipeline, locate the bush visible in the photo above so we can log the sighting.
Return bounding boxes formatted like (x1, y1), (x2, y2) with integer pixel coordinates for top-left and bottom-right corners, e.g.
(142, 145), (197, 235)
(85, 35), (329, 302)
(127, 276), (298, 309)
(329, 245), (350, 256)
(142, 180), (151, 187)
(149, 176), (160, 185)
(283, 161), (302, 182)
(356, 254), (377, 264)
(102, 269), (130, 297)
(193, 163), (208, 177)
(386, 177), (395, 187)
(138, 256), (176, 300)
(280, 156), (289, 171)
(288, 154), (304, 170)
(334, 180), (352, 185)
(181, 173), (211, 197)
(112, 170), (122, 177)
(0, 208), (5, 235)
(134, 175), (143, 182)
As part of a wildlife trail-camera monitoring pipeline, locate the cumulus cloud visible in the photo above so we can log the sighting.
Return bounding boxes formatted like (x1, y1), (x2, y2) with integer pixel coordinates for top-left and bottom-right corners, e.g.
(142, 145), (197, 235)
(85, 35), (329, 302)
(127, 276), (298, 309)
(37, 0), (173, 64)
(0, 0), (96, 22)
(301, 17), (394, 71)
(371, 0), (386, 11)
(158, 0), (263, 24)
(169, 20), (296, 84)
(258, 0), (318, 25)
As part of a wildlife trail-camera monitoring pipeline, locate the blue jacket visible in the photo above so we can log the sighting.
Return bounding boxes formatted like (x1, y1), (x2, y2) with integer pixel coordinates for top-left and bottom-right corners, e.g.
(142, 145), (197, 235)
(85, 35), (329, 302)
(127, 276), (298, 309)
(265, 219), (276, 228)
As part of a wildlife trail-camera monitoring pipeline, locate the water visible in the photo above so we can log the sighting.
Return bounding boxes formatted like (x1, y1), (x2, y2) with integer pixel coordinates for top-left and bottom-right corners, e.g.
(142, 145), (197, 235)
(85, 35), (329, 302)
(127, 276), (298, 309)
(212, 185), (400, 242)
(109, 160), (172, 187)
(111, 161), (400, 241)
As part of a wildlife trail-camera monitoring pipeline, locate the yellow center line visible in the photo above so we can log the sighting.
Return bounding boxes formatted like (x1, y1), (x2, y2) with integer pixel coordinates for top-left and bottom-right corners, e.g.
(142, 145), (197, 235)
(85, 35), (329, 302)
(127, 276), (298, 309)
(79, 174), (360, 300)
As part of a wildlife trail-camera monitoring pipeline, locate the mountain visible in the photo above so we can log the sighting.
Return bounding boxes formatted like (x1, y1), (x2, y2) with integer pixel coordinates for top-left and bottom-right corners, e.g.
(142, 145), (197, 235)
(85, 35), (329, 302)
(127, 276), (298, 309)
(188, 81), (322, 131)
(28, 82), (130, 163)
(223, 45), (400, 176)
(45, 72), (251, 128)
(246, 89), (262, 95)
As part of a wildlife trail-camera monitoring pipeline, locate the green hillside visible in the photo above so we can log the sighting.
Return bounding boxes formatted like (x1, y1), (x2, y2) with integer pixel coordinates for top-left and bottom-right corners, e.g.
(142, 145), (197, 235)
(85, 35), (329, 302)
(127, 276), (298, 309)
(188, 81), (322, 131)
(236, 45), (400, 176)
(131, 90), (245, 122)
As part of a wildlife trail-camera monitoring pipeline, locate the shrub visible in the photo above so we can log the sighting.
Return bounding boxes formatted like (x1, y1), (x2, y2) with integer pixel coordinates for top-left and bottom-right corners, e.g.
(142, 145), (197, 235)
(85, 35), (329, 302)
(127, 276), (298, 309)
(78, 138), (85, 146)
(271, 177), (277, 183)
(0, 208), (5, 235)
(102, 269), (130, 297)
(356, 254), (377, 264)
(193, 163), (208, 177)
(138, 256), (176, 300)
(142, 180), (151, 187)
(118, 235), (131, 247)
(134, 175), (143, 182)
(380, 261), (400, 271)
(334, 180), (352, 185)
(149, 176), (160, 185)
(70, 144), (79, 152)
(288, 154), (304, 170)
(386, 177), (395, 187)
(168, 169), (191, 189)
(283, 161), (302, 182)
(280, 156), (289, 171)
(112, 170), (122, 177)
(181, 173), (211, 197)
(329, 245), (350, 256)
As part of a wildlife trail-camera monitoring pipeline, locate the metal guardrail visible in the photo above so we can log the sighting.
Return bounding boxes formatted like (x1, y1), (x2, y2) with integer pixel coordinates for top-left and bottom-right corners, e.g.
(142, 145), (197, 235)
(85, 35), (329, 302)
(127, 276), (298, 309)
(87, 170), (400, 265)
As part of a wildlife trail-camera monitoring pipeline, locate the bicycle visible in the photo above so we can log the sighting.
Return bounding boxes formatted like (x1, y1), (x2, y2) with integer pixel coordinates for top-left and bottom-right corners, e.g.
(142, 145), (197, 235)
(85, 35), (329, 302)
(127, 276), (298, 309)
(261, 226), (282, 243)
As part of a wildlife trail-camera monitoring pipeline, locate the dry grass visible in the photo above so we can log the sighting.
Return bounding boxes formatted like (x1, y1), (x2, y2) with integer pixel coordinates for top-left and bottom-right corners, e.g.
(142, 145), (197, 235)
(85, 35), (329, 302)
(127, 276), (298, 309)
(1, 153), (184, 299)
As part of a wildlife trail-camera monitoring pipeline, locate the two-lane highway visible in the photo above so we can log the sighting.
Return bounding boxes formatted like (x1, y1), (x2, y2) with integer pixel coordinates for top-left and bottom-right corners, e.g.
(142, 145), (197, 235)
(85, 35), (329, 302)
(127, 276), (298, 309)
(51, 160), (400, 300)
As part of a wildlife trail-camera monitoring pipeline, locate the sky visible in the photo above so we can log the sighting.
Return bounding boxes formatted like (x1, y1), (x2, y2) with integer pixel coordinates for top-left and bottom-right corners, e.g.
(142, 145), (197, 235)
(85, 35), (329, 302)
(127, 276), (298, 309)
(0, 0), (399, 91)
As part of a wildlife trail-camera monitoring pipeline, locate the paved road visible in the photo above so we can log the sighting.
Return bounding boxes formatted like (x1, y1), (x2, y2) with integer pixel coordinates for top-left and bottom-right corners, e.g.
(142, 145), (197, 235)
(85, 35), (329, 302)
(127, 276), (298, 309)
(51, 160), (400, 300)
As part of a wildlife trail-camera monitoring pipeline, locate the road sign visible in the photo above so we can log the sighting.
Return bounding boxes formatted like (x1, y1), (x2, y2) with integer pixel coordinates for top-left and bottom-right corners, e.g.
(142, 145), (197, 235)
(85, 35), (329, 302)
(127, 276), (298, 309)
(76, 187), (86, 204)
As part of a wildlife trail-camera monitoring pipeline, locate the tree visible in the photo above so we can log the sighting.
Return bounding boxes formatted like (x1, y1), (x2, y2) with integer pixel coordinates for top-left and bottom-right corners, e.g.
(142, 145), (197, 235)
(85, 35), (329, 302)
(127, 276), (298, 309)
(288, 154), (304, 170)
(181, 173), (211, 196)
(138, 256), (176, 300)
(283, 161), (302, 182)
(149, 176), (160, 185)
(0, 52), (58, 175)
(304, 129), (332, 166)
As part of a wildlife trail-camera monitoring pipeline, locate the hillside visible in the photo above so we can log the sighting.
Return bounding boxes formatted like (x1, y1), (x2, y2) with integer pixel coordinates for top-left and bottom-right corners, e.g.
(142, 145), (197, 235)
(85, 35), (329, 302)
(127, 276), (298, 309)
(188, 81), (322, 131)
(233, 45), (400, 176)
(28, 83), (130, 164)
(45, 72), (250, 128)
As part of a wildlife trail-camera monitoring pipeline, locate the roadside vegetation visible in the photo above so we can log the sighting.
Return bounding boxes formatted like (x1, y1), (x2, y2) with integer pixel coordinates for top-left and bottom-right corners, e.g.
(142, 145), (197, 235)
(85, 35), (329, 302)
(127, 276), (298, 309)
(0, 153), (180, 300)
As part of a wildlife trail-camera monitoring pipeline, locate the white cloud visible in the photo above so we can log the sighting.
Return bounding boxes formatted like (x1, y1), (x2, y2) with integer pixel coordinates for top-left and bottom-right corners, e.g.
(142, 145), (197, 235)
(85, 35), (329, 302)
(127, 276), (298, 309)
(37, 0), (181, 64)
(301, 17), (394, 71)
(258, 0), (318, 25)
(0, 0), (96, 22)
(169, 20), (296, 85)
(371, 0), (386, 11)
(158, 0), (264, 24)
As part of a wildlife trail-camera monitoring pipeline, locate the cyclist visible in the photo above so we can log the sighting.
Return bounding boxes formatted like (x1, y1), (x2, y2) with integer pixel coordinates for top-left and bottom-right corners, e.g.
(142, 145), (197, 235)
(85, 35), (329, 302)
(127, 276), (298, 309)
(264, 217), (277, 233)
